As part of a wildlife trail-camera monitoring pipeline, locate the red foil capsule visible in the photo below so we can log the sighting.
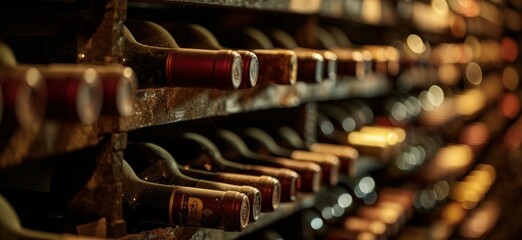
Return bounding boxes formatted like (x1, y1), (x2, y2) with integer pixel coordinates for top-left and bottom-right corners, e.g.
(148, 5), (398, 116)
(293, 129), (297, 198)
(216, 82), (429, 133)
(165, 49), (242, 90)
(0, 66), (46, 129)
(95, 66), (138, 117)
(39, 65), (103, 124)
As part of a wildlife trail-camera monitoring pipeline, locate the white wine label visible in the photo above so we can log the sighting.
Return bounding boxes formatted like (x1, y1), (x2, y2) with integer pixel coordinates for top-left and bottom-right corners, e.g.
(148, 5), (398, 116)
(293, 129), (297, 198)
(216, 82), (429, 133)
(187, 197), (203, 225)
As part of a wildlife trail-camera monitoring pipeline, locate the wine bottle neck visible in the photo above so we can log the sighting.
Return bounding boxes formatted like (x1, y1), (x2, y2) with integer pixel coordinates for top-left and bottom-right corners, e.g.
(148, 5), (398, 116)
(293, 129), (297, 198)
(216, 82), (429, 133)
(122, 171), (174, 225)
(123, 38), (170, 87)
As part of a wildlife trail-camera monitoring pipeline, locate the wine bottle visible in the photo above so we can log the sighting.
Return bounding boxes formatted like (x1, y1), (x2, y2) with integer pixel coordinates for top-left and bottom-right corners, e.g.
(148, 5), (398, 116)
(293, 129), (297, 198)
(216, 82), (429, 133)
(0, 66), (46, 138)
(275, 126), (358, 178)
(235, 127), (340, 186)
(237, 27), (325, 83)
(268, 28), (338, 82)
(179, 167), (280, 212)
(0, 43), (41, 135)
(158, 132), (295, 203)
(94, 65), (137, 117)
(37, 65), (103, 124)
(122, 24), (243, 89)
(210, 129), (322, 193)
(126, 21), (257, 89)
(305, 26), (372, 80)
(121, 160), (250, 232)
(165, 23), (297, 86)
(0, 194), (102, 240)
(123, 142), (261, 222)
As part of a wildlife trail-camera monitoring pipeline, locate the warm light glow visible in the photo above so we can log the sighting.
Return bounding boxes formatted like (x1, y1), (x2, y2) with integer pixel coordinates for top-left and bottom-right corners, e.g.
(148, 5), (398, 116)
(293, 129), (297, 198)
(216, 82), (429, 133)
(459, 123), (490, 150)
(450, 14), (467, 38)
(438, 64), (461, 86)
(432, 0), (449, 15)
(479, 74), (504, 104)
(479, 1), (503, 25)
(407, 34), (426, 54)
(502, 66), (519, 91)
(502, 37), (519, 62)
(386, 46), (401, 76)
(466, 62), (483, 85)
(504, 120), (522, 150)
(441, 201), (467, 224)
(474, 164), (496, 185)
(451, 181), (482, 209)
(434, 144), (473, 170)
(465, 36), (482, 60)
(448, 0), (480, 17)
(361, 207), (399, 224)
(360, 126), (406, 143)
(500, 93), (520, 119)
(418, 97), (457, 126)
(361, 0), (383, 24)
(309, 143), (359, 159)
(456, 89), (486, 117)
(348, 132), (389, 148)
(368, 220), (387, 235)
(443, 44), (463, 63)
(460, 200), (500, 238)
(412, 2), (451, 33)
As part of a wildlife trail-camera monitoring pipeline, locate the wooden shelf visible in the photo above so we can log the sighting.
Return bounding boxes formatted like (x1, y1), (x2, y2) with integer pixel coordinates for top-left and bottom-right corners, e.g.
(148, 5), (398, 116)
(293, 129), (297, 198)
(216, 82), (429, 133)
(120, 76), (390, 131)
(128, 0), (322, 14)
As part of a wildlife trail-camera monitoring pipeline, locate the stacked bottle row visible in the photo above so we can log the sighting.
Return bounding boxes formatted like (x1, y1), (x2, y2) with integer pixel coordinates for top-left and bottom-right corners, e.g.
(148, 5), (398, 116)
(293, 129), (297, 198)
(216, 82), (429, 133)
(2, 79), (518, 239)
(0, 43), (138, 124)
(232, 85), (519, 239)
(1, 1), (521, 239)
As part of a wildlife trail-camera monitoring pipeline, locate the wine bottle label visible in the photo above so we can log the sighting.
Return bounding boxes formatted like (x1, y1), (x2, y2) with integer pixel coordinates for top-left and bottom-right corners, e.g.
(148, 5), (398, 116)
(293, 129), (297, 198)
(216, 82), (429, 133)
(187, 197), (203, 225)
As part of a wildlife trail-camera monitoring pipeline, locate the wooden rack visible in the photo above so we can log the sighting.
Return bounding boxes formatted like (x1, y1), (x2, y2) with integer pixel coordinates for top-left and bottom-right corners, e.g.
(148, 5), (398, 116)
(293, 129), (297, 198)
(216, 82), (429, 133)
(1, 0), (518, 239)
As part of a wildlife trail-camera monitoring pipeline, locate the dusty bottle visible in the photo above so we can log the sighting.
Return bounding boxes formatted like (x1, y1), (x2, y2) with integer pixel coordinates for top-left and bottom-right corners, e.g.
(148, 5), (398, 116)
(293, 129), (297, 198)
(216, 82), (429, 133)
(235, 127), (340, 186)
(179, 167), (280, 212)
(159, 132), (294, 203)
(200, 25), (297, 85)
(209, 129), (322, 193)
(306, 26), (373, 80)
(124, 142), (261, 222)
(154, 22), (259, 89)
(268, 28), (338, 82)
(122, 23), (243, 89)
(167, 23), (297, 86)
(272, 126), (358, 177)
(121, 160), (250, 232)
(237, 27), (320, 83)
